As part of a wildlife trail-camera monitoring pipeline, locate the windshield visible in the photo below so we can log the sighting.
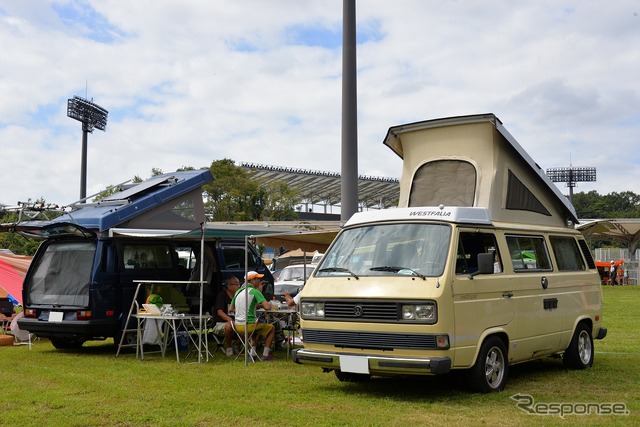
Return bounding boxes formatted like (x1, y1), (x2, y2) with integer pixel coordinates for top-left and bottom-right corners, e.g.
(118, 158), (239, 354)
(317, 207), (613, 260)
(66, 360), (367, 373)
(316, 223), (451, 278)
(26, 240), (95, 307)
(279, 265), (314, 282)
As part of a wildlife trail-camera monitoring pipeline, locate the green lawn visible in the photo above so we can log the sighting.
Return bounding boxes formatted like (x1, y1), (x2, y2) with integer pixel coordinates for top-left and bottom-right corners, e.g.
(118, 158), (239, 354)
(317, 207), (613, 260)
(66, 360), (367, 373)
(1, 286), (638, 426)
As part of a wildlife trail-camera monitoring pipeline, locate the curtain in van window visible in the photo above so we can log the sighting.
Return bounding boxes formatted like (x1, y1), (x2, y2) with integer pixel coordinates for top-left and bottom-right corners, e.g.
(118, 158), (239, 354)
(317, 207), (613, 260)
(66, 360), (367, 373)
(550, 237), (586, 271)
(505, 170), (551, 216)
(27, 241), (94, 306)
(409, 160), (476, 207)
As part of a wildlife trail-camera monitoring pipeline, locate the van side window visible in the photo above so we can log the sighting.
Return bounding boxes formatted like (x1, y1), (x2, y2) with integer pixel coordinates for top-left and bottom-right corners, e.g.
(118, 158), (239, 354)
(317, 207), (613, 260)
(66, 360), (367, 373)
(506, 235), (552, 271)
(456, 232), (501, 275)
(550, 236), (586, 271)
(123, 245), (173, 269)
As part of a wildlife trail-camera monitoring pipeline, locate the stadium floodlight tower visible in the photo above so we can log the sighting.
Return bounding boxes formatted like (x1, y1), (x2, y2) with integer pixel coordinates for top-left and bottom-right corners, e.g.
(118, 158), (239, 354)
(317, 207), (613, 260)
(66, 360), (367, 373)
(67, 96), (108, 202)
(546, 166), (596, 205)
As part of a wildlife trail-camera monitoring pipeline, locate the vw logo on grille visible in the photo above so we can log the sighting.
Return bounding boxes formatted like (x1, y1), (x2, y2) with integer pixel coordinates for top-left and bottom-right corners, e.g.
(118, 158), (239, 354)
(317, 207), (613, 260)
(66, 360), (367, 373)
(354, 305), (364, 317)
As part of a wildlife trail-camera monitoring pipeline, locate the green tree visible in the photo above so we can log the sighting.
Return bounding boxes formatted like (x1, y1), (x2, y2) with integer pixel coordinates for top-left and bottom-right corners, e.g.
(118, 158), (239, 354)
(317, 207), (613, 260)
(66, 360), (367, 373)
(572, 190), (640, 219)
(262, 180), (301, 221)
(203, 159), (300, 221)
(572, 190), (608, 219)
(0, 200), (57, 255)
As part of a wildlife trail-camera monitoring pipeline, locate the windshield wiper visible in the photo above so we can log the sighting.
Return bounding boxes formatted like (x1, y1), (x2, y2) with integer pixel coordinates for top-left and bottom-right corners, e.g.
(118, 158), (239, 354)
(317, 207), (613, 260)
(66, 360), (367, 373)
(370, 266), (426, 280)
(318, 267), (359, 280)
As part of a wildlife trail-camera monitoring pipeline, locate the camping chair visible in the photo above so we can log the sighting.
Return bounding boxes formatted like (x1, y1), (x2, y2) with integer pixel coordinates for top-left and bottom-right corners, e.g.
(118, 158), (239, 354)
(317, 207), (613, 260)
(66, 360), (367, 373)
(10, 312), (34, 349)
(231, 320), (259, 362)
(184, 316), (215, 362)
(208, 324), (226, 355)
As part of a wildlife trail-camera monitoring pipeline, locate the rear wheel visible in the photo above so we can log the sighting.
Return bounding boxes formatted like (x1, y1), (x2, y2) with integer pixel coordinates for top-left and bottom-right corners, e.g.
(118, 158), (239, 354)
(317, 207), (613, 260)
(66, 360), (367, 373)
(50, 338), (85, 349)
(563, 323), (594, 370)
(469, 336), (508, 393)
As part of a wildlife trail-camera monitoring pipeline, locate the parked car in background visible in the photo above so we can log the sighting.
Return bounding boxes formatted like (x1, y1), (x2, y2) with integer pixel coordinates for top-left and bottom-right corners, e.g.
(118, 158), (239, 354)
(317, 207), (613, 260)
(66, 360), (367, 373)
(273, 263), (317, 302)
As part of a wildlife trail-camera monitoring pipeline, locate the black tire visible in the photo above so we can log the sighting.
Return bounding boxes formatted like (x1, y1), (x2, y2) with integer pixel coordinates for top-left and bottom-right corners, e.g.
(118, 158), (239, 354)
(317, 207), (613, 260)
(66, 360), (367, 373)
(335, 370), (371, 382)
(563, 323), (594, 370)
(50, 338), (85, 349)
(469, 336), (508, 393)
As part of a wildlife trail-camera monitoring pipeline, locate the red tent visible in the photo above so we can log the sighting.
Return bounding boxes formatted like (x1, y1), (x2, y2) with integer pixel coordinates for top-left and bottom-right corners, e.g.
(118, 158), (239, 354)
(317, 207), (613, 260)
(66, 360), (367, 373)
(0, 252), (32, 305)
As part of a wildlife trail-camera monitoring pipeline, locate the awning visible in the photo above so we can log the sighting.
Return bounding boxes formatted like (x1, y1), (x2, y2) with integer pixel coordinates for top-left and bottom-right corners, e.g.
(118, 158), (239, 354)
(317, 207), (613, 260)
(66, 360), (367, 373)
(255, 230), (339, 252)
(109, 223), (340, 252)
(577, 218), (640, 254)
(109, 223), (325, 240)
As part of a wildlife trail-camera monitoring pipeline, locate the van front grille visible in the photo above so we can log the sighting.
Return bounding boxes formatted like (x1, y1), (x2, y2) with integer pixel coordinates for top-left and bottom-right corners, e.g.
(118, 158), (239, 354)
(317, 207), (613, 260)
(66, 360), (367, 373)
(324, 300), (399, 321)
(301, 329), (438, 350)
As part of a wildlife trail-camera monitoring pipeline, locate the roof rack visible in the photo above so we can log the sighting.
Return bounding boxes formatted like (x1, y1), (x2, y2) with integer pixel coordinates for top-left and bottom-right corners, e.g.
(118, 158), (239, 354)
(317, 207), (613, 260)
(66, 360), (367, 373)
(0, 201), (65, 224)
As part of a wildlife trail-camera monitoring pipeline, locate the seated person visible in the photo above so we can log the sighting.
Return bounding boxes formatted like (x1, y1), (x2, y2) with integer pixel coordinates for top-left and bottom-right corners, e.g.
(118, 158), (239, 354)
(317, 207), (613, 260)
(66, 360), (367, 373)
(284, 290), (301, 308)
(230, 271), (276, 361)
(213, 276), (241, 356)
(283, 290), (303, 341)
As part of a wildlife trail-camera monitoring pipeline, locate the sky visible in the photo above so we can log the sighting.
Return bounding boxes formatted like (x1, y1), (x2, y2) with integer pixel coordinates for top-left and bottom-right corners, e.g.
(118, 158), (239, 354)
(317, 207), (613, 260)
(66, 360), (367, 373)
(1, 1), (639, 207)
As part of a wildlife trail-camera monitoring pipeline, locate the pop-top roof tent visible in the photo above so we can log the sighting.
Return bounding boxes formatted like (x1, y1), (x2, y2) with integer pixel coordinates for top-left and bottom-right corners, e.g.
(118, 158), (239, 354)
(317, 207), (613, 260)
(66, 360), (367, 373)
(0, 170), (213, 238)
(60, 169), (213, 232)
(382, 113), (578, 228)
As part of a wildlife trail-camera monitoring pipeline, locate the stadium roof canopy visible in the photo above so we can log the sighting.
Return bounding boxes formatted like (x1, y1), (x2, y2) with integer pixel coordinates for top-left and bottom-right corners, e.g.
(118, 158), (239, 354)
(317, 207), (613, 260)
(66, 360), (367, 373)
(578, 218), (640, 254)
(240, 163), (399, 209)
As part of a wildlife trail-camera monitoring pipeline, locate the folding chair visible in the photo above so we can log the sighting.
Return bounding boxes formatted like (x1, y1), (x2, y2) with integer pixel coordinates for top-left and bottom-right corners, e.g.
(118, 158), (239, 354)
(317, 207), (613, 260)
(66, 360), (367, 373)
(205, 319), (229, 356)
(231, 320), (259, 362)
(10, 312), (34, 349)
(209, 329), (225, 354)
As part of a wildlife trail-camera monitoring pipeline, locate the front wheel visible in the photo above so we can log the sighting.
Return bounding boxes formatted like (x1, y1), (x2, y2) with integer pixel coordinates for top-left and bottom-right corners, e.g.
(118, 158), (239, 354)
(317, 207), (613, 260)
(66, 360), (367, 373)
(469, 336), (508, 393)
(563, 323), (594, 370)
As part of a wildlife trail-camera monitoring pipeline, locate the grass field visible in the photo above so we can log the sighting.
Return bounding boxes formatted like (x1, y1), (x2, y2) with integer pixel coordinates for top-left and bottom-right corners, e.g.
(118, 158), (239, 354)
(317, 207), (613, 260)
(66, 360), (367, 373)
(1, 286), (638, 426)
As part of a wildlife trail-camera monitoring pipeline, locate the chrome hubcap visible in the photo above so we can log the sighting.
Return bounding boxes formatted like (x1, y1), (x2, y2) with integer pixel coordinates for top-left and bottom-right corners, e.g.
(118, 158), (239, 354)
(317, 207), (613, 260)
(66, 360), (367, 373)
(485, 346), (505, 388)
(578, 330), (592, 364)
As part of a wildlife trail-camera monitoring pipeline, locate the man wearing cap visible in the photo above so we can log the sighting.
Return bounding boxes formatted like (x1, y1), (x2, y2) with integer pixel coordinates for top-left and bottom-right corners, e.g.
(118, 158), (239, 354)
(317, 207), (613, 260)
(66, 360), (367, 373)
(230, 271), (276, 361)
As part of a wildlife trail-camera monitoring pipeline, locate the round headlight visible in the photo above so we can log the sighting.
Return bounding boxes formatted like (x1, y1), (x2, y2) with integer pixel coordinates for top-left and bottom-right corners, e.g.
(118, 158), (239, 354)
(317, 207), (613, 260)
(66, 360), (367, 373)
(402, 305), (415, 320)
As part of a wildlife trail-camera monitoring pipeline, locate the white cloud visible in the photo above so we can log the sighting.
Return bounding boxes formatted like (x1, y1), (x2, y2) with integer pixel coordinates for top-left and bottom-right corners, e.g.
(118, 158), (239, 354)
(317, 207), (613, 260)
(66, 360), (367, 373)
(1, 0), (639, 206)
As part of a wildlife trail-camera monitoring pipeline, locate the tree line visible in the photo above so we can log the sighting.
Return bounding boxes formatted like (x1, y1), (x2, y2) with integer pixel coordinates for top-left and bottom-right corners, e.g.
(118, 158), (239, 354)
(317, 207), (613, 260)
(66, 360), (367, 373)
(2, 160), (638, 255)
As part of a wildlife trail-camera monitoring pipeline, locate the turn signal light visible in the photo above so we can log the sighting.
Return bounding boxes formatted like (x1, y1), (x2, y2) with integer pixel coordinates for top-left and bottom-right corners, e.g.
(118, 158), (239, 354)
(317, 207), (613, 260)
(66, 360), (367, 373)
(77, 311), (92, 321)
(436, 335), (450, 349)
(24, 308), (37, 318)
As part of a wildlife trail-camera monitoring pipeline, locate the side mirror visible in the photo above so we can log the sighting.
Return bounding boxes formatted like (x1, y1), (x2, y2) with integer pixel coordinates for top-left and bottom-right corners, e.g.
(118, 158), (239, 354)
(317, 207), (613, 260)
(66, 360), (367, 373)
(468, 253), (495, 279)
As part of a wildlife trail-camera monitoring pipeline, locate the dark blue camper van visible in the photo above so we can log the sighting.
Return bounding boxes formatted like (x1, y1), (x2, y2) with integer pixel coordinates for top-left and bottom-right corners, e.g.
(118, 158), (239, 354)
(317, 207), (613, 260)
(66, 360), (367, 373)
(7, 170), (273, 349)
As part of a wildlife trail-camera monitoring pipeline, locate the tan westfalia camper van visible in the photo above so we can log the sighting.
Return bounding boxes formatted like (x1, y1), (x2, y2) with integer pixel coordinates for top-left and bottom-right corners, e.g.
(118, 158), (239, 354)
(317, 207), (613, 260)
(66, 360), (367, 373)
(292, 114), (606, 392)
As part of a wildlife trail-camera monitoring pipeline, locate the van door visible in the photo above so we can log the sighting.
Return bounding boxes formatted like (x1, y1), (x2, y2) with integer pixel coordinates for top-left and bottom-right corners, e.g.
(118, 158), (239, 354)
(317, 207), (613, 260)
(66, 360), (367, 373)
(505, 234), (562, 361)
(451, 230), (515, 367)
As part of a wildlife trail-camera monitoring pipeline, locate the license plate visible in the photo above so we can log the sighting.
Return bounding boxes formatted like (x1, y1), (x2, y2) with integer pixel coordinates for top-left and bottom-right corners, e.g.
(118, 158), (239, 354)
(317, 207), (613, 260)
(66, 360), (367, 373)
(339, 355), (370, 374)
(48, 311), (64, 322)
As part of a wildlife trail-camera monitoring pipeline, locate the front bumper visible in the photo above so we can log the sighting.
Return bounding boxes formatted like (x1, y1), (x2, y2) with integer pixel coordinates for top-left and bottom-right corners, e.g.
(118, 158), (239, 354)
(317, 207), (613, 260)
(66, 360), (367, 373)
(292, 348), (451, 376)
